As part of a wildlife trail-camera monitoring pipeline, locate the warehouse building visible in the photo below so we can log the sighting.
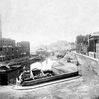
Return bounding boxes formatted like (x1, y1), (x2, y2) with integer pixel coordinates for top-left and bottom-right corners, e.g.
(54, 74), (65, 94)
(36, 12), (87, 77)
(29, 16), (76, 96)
(17, 41), (30, 56)
(0, 38), (30, 62)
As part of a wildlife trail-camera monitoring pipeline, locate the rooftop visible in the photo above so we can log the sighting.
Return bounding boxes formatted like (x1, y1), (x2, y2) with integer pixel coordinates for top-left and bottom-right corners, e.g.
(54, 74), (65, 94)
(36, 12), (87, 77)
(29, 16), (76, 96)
(91, 31), (99, 37)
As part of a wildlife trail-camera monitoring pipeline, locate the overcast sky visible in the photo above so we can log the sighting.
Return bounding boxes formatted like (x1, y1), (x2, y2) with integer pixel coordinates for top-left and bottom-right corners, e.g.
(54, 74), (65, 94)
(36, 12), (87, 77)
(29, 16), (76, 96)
(0, 0), (99, 47)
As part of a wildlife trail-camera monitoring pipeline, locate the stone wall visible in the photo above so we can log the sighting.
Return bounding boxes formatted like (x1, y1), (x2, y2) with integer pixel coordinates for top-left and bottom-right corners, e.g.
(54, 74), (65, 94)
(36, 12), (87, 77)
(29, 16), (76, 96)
(75, 53), (99, 82)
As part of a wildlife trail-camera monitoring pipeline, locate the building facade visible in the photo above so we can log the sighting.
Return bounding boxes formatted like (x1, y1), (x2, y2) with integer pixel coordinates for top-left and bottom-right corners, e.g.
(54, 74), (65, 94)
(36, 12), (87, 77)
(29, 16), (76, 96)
(0, 38), (30, 62)
(17, 41), (30, 56)
(0, 38), (15, 47)
(0, 65), (23, 85)
(89, 32), (99, 59)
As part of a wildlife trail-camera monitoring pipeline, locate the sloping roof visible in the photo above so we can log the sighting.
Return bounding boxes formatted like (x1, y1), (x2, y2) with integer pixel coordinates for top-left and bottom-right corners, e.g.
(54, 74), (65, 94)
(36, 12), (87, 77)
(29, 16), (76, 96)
(91, 31), (99, 36)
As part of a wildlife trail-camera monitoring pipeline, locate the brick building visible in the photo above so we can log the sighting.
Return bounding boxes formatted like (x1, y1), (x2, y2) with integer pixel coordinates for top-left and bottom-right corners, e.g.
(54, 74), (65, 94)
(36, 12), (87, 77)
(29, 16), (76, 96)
(0, 65), (23, 85)
(0, 38), (15, 47)
(17, 41), (30, 56)
(89, 32), (99, 59)
(0, 38), (30, 61)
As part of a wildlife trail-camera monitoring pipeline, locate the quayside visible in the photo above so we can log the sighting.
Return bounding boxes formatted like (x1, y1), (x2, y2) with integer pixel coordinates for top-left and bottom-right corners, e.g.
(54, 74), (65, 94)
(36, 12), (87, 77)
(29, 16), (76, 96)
(13, 76), (81, 90)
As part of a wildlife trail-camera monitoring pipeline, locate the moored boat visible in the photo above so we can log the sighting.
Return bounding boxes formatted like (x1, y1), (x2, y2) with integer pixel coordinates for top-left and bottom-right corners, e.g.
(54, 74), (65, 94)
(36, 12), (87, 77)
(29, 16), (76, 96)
(20, 69), (79, 86)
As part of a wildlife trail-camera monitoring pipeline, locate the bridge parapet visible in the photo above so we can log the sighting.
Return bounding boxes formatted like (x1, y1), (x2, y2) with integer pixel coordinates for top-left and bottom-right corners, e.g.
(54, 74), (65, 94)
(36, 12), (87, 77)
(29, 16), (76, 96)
(74, 52), (99, 82)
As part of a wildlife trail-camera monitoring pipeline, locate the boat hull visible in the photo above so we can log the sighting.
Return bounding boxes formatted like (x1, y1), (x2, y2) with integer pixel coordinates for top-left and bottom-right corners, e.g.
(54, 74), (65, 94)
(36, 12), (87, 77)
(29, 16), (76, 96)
(21, 71), (79, 86)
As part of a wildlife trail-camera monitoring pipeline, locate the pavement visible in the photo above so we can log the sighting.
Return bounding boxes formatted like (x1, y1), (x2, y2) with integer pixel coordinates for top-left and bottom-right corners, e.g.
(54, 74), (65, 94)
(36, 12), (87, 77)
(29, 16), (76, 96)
(0, 77), (83, 99)
(0, 76), (99, 99)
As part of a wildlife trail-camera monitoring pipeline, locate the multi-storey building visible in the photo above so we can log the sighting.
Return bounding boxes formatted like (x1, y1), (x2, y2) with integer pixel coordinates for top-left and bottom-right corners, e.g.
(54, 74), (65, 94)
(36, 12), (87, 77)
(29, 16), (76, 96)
(17, 41), (30, 56)
(0, 38), (15, 47)
(89, 32), (99, 59)
(0, 38), (30, 61)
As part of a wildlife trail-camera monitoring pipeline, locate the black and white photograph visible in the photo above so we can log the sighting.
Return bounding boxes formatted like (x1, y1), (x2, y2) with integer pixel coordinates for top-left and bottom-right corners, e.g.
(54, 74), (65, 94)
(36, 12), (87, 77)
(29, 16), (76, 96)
(0, 0), (99, 99)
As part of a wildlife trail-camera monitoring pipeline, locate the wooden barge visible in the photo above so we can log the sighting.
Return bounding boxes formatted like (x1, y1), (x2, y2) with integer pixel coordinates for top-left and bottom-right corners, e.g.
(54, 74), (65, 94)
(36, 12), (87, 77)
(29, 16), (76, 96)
(21, 69), (79, 86)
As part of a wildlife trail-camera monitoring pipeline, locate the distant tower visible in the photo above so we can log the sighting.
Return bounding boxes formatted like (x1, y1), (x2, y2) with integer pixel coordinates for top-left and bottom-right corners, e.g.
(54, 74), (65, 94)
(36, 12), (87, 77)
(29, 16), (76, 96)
(0, 15), (2, 39)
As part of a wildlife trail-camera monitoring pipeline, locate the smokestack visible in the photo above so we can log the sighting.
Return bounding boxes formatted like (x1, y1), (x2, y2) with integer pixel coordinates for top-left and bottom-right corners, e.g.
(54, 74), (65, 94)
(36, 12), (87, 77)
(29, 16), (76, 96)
(0, 15), (2, 39)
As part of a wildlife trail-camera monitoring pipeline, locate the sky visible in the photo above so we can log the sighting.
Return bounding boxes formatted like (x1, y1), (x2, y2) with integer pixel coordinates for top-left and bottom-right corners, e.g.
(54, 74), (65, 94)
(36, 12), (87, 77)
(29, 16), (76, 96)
(0, 0), (99, 47)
